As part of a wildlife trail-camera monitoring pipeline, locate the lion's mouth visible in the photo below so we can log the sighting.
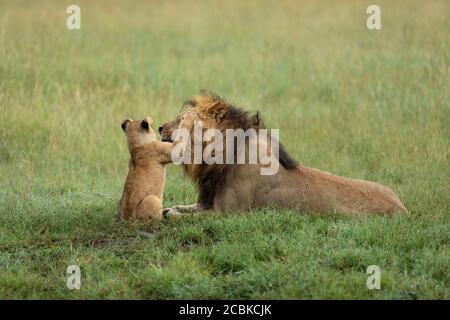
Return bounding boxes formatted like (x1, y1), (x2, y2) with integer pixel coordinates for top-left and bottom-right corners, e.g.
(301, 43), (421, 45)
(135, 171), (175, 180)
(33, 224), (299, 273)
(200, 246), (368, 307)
(161, 138), (173, 142)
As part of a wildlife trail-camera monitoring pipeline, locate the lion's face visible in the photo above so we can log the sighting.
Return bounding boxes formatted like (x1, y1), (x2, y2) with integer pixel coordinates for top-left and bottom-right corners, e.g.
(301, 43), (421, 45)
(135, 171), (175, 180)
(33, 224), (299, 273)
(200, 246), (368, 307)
(158, 91), (298, 210)
(159, 115), (181, 142)
(159, 96), (229, 142)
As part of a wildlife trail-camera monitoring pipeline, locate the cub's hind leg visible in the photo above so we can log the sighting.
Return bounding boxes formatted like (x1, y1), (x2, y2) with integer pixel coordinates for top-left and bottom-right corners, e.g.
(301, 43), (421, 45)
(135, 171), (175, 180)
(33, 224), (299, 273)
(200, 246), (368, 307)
(137, 195), (163, 220)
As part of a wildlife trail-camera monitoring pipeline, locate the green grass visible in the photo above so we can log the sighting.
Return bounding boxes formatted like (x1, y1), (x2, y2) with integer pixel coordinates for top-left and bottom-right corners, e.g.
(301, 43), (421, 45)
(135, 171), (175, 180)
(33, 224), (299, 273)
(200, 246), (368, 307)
(0, 0), (448, 299)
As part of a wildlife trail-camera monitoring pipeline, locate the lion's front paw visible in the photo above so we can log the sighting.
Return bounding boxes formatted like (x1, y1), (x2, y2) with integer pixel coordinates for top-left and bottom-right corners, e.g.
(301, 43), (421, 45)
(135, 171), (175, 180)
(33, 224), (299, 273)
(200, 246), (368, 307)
(162, 207), (181, 218)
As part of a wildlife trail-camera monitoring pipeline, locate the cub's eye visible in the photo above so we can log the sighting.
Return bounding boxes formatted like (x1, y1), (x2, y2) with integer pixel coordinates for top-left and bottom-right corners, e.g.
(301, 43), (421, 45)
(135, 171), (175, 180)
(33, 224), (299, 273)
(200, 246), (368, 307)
(141, 119), (149, 130)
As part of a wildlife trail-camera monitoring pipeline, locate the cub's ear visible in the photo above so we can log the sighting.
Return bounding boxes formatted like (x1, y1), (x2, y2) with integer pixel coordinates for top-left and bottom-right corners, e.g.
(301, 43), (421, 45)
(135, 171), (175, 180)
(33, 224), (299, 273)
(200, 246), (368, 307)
(121, 118), (132, 131)
(141, 117), (153, 130)
(206, 101), (228, 121)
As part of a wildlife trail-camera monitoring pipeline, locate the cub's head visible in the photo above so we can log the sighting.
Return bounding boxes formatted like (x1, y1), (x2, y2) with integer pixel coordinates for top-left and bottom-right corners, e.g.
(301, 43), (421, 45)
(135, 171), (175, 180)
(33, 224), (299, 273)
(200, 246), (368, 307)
(121, 116), (156, 151)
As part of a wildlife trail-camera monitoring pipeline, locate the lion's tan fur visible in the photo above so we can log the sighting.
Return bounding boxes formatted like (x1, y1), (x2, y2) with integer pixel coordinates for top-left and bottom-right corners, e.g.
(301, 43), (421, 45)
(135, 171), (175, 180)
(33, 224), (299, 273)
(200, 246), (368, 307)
(160, 92), (408, 215)
(117, 116), (173, 220)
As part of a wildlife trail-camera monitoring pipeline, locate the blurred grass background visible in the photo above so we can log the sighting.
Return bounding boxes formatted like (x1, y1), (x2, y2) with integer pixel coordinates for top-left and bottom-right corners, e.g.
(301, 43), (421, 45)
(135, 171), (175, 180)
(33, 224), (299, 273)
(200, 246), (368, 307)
(0, 0), (448, 299)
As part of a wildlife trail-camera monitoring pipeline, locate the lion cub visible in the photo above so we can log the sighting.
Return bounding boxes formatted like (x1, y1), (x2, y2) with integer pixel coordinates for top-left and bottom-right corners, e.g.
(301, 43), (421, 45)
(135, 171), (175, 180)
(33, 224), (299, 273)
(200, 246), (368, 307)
(117, 116), (172, 221)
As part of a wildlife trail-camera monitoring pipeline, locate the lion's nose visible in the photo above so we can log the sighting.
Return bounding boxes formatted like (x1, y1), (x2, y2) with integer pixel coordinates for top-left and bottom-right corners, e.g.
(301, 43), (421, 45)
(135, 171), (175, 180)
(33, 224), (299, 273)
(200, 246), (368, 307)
(158, 126), (163, 134)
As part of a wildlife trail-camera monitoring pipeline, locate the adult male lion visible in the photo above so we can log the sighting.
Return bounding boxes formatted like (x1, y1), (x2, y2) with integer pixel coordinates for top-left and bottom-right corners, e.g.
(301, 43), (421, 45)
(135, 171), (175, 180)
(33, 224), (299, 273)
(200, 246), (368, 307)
(159, 91), (407, 215)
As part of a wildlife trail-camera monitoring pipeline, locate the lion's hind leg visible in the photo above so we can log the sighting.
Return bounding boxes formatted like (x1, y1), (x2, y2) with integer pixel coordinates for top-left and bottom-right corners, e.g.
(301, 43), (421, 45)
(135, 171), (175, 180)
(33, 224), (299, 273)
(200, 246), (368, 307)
(137, 195), (163, 220)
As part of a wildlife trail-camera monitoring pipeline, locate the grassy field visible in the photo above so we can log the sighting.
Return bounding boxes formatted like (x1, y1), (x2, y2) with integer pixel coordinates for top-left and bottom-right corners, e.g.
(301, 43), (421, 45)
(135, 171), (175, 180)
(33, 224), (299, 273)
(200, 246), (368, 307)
(0, 0), (448, 299)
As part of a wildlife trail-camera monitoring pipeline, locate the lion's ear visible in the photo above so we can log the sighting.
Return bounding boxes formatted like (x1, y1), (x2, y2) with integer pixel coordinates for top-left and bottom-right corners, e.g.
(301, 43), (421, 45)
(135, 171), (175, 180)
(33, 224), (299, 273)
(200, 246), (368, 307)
(206, 101), (228, 121)
(253, 111), (261, 126)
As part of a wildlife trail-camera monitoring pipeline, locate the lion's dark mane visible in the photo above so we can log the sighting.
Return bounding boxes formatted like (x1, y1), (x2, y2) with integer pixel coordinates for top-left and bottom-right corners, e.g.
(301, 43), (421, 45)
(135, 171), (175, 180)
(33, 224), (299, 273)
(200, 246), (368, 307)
(187, 91), (298, 210)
